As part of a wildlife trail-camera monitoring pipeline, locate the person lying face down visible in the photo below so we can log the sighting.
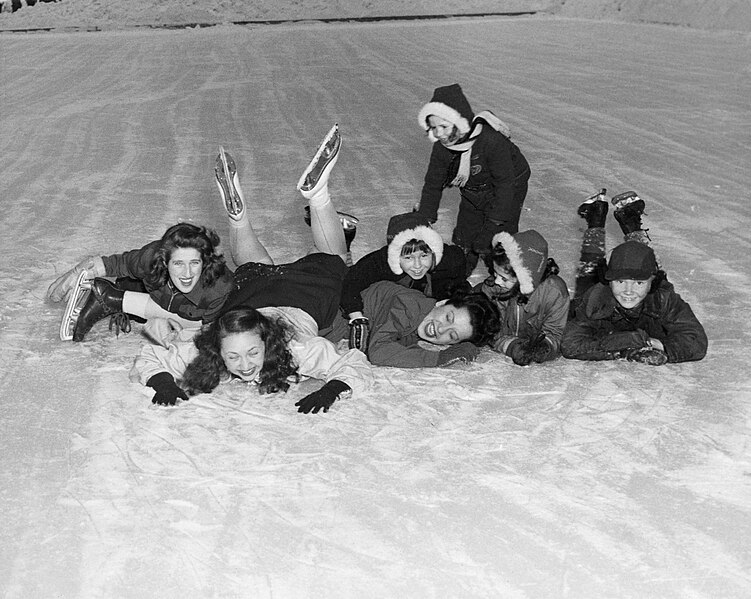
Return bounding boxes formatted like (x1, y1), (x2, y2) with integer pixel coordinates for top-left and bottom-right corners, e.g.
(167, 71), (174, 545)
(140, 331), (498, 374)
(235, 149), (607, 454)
(325, 280), (501, 368)
(562, 240), (707, 364)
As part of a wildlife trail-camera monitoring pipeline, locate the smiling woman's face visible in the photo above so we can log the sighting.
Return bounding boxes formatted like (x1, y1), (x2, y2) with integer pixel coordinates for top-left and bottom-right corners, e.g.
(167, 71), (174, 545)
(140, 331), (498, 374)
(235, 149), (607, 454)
(220, 331), (266, 383)
(417, 302), (473, 345)
(167, 247), (203, 293)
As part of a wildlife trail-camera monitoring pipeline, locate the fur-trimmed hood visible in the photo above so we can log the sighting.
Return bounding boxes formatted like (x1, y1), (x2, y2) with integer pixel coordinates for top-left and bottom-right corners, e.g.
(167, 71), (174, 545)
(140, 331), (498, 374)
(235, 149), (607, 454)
(491, 230), (549, 295)
(418, 83), (474, 142)
(386, 212), (444, 275)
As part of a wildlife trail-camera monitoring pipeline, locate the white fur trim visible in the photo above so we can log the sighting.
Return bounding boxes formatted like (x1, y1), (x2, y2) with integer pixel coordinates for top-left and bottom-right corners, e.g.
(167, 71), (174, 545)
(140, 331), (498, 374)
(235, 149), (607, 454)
(418, 102), (471, 138)
(387, 226), (445, 274)
(492, 232), (535, 295)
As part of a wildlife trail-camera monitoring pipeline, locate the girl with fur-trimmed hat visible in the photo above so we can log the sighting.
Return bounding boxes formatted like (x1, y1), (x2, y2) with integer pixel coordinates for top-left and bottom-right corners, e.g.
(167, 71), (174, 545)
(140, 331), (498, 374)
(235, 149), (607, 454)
(340, 211), (468, 353)
(476, 229), (570, 366)
(562, 191), (707, 364)
(416, 83), (531, 277)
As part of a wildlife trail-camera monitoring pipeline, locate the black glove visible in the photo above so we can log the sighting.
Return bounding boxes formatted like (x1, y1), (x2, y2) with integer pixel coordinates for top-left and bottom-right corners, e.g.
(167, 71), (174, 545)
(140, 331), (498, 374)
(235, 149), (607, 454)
(436, 342), (481, 367)
(623, 346), (669, 366)
(598, 330), (649, 352)
(348, 317), (370, 355)
(147, 372), (189, 406)
(295, 380), (350, 414)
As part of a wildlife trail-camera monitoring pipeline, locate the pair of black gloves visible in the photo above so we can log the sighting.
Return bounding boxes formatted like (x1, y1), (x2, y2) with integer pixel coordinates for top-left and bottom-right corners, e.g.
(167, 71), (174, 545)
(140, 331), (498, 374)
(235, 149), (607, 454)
(599, 330), (668, 365)
(146, 372), (350, 414)
(506, 331), (553, 366)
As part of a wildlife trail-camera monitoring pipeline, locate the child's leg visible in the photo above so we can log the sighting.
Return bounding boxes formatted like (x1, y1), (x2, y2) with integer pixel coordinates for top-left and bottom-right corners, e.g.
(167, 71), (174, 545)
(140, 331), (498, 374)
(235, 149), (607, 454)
(574, 194), (609, 302)
(214, 147), (273, 266)
(297, 124), (348, 261)
(612, 191), (662, 268)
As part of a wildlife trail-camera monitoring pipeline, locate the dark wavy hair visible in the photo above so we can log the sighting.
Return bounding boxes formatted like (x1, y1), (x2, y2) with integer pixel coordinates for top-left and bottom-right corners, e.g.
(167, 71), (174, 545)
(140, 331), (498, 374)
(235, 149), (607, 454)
(180, 308), (299, 396)
(445, 290), (501, 346)
(147, 223), (227, 289)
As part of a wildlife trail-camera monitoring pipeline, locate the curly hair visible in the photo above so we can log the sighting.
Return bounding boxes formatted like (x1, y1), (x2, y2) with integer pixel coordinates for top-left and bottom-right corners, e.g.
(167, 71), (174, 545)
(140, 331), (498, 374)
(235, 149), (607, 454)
(147, 223), (227, 289)
(180, 308), (299, 396)
(445, 290), (501, 347)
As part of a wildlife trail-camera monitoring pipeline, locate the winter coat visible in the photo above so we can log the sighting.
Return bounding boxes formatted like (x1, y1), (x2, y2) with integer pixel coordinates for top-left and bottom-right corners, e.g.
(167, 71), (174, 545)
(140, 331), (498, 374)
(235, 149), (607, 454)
(325, 281), (445, 368)
(130, 306), (373, 398)
(476, 274), (570, 359)
(340, 244), (468, 316)
(102, 240), (234, 323)
(418, 124), (530, 224)
(561, 279), (707, 363)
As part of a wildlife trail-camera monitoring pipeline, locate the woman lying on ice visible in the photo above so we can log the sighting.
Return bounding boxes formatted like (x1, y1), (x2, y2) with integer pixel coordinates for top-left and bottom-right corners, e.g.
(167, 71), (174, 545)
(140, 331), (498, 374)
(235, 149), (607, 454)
(473, 229), (570, 366)
(286, 125), (501, 367)
(131, 125), (373, 413)
(561, 190), (707, 364)
(293, 124), (469, 355)
(47, 221), (235, 341)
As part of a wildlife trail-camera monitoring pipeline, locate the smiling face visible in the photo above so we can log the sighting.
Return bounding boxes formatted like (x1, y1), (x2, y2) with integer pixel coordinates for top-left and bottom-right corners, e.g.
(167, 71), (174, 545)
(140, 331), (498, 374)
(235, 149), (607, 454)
(220, 330), (266, 383)
(610, 276), (654, 310)
(167, 247), (203, 293)
(399, 249), (434, 280)
(417, 301), (474, 345)
(427, 115), (463, 147)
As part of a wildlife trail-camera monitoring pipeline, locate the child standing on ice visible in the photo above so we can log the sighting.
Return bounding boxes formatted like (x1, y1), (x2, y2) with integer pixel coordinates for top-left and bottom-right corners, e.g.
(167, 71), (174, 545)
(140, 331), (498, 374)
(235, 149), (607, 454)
(415, 83), (531, 277)
(562, 190), (707, 364)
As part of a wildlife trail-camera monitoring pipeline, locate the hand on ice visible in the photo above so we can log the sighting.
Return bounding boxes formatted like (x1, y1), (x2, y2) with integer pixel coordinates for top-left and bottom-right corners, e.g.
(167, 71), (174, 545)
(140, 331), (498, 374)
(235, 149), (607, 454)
(295, 380), (350, 414)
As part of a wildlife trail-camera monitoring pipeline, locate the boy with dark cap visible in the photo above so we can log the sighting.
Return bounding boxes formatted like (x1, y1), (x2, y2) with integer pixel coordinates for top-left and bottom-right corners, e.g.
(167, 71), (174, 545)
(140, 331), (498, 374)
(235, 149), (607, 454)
(562, 191), (707, 364)
(416, 83), (531, 276)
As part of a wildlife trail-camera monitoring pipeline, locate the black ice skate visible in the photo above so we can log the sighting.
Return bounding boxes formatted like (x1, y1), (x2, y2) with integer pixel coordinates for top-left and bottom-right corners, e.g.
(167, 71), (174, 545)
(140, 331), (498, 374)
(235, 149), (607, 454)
(303, 205), (359, 249)
(612, 191), (647, 236)
(297, 124), (341, 197)
(577, 188), (609, 228)
(215, 146), (245, 219)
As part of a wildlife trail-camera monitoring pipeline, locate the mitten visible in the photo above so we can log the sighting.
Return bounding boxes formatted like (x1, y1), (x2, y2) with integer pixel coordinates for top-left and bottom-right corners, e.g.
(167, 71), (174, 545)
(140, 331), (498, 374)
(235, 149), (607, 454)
(624, 346), (669, 366)
(507, 339), (534, 366)
(598, 329), (649, 352)
(348, 317), (370, 354)
(530, 335), (554, 363)
(295, 380), (350, 414)
(436, 342), (480, 367)
(147, 372), (189, 406)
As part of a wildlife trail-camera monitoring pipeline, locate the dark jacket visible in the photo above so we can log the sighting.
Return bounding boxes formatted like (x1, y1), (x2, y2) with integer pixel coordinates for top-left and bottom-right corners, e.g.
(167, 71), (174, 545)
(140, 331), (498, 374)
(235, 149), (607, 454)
(101, 240), (234, 323)
(326, 281), (444, 368)
(476, 274), (570, 359)
(561, 279), (707, 363)
(419, 124), (530, 223)
(340, 244), (467, 316)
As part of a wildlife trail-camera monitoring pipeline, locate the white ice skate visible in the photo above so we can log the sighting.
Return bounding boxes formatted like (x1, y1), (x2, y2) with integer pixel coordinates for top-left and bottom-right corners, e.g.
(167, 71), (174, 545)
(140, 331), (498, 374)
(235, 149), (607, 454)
(296, 124), (341, 196)
(59, 270), (93, 341)
(214, 146), (245, 219)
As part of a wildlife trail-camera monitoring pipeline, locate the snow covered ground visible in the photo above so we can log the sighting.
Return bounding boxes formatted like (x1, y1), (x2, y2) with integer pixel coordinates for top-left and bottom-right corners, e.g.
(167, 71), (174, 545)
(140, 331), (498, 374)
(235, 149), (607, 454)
(1, 13), (750, 599)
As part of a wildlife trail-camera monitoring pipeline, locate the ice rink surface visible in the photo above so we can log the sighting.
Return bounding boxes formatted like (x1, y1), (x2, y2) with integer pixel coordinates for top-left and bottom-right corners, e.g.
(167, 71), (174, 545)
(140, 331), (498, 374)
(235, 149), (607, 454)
(1, 15), (750, 598)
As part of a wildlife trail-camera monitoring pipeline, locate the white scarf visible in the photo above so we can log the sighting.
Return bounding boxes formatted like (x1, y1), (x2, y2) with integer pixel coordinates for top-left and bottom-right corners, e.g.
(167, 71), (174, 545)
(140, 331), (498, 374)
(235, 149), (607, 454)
(449, 111), (511, 188)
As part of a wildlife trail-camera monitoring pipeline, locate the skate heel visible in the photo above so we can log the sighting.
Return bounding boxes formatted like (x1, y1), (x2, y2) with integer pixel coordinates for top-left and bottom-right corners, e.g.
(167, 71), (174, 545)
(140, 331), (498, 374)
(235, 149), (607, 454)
(60, 270), (93, 341)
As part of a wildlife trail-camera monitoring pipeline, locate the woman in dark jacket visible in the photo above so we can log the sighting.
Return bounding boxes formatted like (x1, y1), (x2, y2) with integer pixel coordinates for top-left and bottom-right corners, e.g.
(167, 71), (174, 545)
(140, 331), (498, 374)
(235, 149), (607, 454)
(49, 222), (234, 341)
(562, 190), (707, 364)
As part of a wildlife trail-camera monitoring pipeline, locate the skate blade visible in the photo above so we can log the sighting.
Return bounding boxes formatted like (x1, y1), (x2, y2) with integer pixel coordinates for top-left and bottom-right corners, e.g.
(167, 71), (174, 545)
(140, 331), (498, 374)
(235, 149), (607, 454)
(304, 206), (358, 228)
(297, 124), (341, 192)
(59, 271), (93, 341)
(215, 146), (243, 216)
